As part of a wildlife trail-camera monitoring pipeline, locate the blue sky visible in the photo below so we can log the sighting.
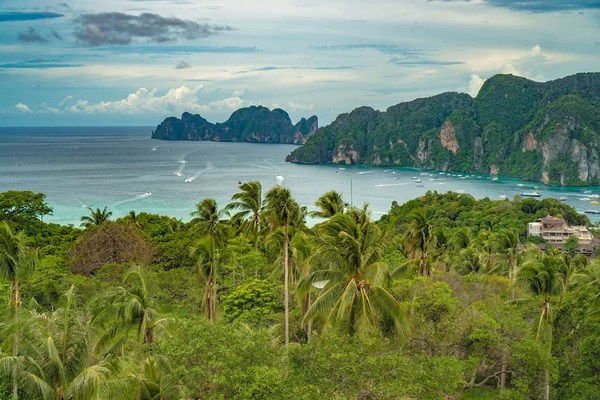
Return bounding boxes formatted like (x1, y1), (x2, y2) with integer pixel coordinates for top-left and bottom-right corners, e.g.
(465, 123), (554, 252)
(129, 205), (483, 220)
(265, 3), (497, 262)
(0, 0), (599, 126)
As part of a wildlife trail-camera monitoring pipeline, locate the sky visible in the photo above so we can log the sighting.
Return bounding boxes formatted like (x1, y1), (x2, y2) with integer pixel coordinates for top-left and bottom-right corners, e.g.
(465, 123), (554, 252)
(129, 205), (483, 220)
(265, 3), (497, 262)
(0, 0), (599, 126)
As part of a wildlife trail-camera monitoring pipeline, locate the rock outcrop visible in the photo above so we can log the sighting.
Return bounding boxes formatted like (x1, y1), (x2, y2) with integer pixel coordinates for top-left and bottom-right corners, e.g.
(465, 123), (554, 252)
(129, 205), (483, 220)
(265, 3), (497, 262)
(152, 106), (318, 145)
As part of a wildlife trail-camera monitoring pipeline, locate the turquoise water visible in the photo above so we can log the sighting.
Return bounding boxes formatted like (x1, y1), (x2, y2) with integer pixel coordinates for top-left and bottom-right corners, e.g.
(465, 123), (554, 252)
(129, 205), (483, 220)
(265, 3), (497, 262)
(1, 127), (599, 226)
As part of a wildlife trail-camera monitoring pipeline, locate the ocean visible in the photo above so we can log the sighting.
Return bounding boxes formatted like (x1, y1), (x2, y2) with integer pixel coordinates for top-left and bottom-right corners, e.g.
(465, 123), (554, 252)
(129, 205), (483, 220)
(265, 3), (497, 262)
(0, 126), (598, 226)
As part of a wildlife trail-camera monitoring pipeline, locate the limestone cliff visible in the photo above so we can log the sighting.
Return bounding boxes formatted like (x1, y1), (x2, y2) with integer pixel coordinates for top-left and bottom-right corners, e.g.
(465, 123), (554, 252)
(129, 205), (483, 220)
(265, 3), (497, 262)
(286, 72), (600, 186)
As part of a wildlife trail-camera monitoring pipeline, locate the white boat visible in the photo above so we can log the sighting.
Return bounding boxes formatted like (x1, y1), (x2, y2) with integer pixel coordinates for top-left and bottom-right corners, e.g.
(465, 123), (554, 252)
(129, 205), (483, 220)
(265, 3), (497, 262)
(174, 172), (184, 177)
(581, 197), (592, 201)
(584, 190), (592, 194)
(412, 176), (418, 179)
(415, 179), (422, 183)
(589, 194), (599, 198)
(559, 197), (568, 201)
(491, 177), (498, 181)
(499, 195), (507, 199)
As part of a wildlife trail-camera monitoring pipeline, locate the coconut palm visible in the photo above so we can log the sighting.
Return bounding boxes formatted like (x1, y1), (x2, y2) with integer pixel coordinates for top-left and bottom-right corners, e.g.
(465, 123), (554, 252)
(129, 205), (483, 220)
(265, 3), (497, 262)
(0, 222), (35, 399)
(457, 247), (485, 275)
(404, 207), (434, 277)
(226, 181), (263, 249)
(191, 198), (230, 322)
(264, 185), (302, 345)
(0, 287), (124, 400)
(291, 232), (315, 338)
(94, 265), (166, 345)
(493, 229), (521, 297)
(571, 262), (600, 319)
(518, 253), (562, 400)
(309, 190), (347, 219)
(80, 207), (112, 228)
(298, 205), (409, 337)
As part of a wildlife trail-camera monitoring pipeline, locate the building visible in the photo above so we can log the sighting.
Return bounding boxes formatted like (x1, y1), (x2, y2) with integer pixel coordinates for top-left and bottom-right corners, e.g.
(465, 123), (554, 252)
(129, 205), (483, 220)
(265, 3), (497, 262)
(528, 216), (593, 245)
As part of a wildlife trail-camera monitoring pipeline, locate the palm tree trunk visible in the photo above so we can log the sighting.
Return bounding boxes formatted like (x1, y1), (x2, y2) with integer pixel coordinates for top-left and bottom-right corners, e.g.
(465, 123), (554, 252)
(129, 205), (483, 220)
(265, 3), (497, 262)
(302, 292), (312, 340)
(543, 367), (550, 400)
(421, 252), (428, 277)
(500, 349), (507, 390)
(12, 279), (19, 400)
(284, 225), (290, 345)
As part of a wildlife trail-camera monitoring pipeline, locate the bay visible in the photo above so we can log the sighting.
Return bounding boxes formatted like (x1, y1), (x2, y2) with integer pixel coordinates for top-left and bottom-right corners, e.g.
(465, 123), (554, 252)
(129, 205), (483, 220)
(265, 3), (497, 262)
(1, 126), (598, 226)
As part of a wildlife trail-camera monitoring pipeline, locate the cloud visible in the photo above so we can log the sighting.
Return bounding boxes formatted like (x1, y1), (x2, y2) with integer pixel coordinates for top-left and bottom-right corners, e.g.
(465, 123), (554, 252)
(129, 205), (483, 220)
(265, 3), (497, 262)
(175, 61), (191, 69)
(432, 0), (600, 12)
(501, 45), (547, 78)
(18, 27), (47, 43)
(0, 12), (63, 22)
(484, 0), (600, 12)
(390, 58), (465, 66)
(59, 95), (73, 107)
(288, 101), (314, 111)
(15, 104), (31, 112)
(468, 74), (485, 97)
(105, 45), (258, 54)
(73, 12), (233, 46)
(232, 90), (245, 97)
(12, 86), (252, 116)
(312, 44), (422, 56)
(0, 62), (83, 69)
(51, 30), (63, 40)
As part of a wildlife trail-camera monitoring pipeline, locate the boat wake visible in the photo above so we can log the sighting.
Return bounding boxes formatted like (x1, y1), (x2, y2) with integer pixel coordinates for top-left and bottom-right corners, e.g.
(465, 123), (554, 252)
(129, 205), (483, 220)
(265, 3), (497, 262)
(112, 192), (152, 207)
(358, 171), (375, 175)
(249, 163), (276, 171)
(174, 164), (186, 177)
(372, 183), (410, 187)
(185, 162), (213, 183)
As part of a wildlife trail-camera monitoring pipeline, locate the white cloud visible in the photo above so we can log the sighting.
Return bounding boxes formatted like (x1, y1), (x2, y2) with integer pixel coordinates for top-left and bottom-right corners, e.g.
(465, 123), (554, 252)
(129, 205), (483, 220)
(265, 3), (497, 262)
(501, 45), (547, 79)
(206, 96), (247, 110)
(15, 103), (31, 112)
(58, 95), (73, 107)
(232, 89), (245, 97)
(467, 74), (485, 97)
(288, 101), (314, 111)
(67, 85), (209, 114)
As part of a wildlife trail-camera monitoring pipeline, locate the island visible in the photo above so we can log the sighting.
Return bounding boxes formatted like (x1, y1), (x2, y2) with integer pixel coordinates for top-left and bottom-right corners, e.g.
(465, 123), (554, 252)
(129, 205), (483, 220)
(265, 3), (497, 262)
(152, 105), (318, 144)
(286, 72), (600, 187)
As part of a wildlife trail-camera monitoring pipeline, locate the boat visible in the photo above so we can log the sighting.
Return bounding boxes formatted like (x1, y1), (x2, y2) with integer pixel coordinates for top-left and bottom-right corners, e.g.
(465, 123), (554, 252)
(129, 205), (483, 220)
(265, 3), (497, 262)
(337, 167), (346, 172)
(584, 210), (600, 214)
(415, 179), (422, 183)
(393, 177), (400, 180)
(584, 190), (592, 194)
(581, 197), (592, 201)
(520, 191), (542, 198)
(589, 194), (599, 198)
(559, 197), (568, 201)
(411, 176), (418, 179)
(439, 172), (444, 175)
(591, 201), (599, 205)
(491, 177), (498, 181)
(499, 195), (507, 200)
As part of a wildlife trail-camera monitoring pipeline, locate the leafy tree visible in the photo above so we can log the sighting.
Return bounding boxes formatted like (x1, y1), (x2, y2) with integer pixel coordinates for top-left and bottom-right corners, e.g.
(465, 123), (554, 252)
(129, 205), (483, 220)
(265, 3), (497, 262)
(221, 278), (282, 326)
(564, 235), (578, 255)
(80, 207), (112, 228)
(0, 191), (52, 222)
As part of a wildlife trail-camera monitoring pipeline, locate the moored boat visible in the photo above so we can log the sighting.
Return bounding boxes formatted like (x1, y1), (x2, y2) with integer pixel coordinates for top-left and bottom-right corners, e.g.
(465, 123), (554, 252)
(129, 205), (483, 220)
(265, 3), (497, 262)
(559, 197), (568, 201)
(584, 209), (600, 214)
(520, 191), (541, 198)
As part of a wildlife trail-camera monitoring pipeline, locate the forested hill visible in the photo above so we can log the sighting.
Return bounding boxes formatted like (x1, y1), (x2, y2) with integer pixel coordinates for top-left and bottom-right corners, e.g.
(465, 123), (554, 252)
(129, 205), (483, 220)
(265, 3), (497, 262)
(286, 72), (600, 187)
(152, 105), (318, 144)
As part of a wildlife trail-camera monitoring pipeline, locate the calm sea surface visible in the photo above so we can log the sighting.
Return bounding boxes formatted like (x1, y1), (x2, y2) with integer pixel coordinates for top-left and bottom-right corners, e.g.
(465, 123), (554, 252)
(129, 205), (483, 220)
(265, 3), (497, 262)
(1, 127), (598, 226)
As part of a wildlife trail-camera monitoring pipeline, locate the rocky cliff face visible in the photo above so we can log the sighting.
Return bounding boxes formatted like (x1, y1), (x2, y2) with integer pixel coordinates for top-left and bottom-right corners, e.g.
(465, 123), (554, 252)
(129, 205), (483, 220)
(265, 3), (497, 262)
(286, 72), (600, 186)
(152, 106), (318, 145)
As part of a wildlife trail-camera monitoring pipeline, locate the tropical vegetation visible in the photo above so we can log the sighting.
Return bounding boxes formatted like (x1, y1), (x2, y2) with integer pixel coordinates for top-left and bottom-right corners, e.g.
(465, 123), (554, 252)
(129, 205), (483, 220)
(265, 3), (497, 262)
(1, 187), (599, 399)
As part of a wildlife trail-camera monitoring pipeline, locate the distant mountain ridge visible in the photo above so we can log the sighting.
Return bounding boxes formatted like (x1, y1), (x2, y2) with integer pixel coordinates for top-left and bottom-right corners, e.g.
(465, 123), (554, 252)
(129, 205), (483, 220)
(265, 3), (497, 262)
(285, 72), (600, 187)
(152, 106), (318, 144)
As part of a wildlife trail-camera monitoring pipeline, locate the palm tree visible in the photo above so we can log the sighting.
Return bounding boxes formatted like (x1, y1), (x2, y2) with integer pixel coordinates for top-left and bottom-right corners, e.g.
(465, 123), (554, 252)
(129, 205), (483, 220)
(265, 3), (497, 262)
(291, 232), (315, 339)
(298, 205), (410, 337)
(493, 229), (521, 298)
(518, 253), (562, 400)
(80, 206), (112, 228)
(457, 247), (485, 274)
(571, 262), (600, 319)
(0, 287), (124, 400)
(0, 222), (34, 399)
(95, 265), (166, 345)
(309, 190), (347, 219)
(404, 207), (434, 277)
(191, 198), (230, 322)
(226, 181), (263, 250)
(264, 185), (302, 345)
